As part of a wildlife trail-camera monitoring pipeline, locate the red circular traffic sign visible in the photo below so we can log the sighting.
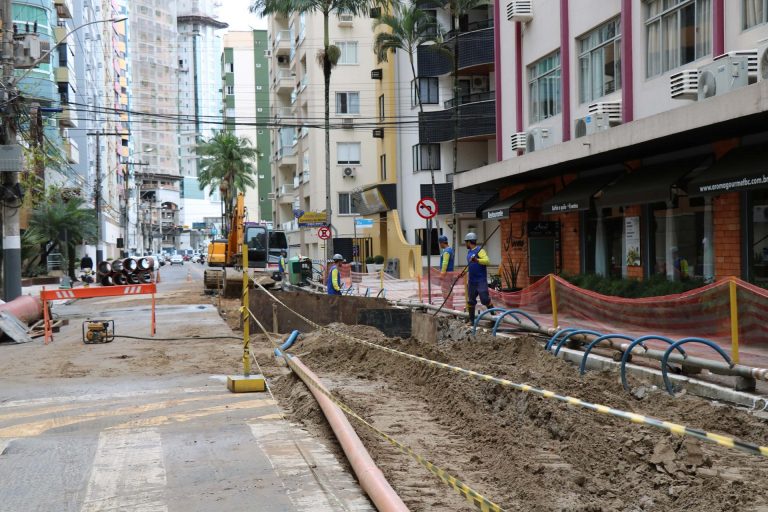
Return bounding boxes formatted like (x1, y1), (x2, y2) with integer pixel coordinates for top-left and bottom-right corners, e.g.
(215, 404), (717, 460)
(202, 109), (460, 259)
(317, 226), (332, 240)
(416, 197), (438, 220)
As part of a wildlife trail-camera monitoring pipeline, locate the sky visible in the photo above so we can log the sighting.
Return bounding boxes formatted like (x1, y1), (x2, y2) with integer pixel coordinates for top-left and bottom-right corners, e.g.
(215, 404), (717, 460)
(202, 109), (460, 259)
(218, 0), (268, 32)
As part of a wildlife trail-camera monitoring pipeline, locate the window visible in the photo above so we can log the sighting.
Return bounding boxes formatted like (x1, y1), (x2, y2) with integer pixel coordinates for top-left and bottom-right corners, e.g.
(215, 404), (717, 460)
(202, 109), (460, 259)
(422, 10), (438, 37)
(338, 193), (358, 215)
(415, 228), (440, 255)
(411, 77), (439, 107)
(412, 143), (440, 172)
(380, 154), (387, 181)
(336, 92), (360, 114)
(227, 62), (234, 73)
(528, 51), (561, 123)
(337, 142), (361, 165)
(578, 18), (622, 104)
(378, 94), (385, 121)
(226, 85), (234, 95)
(744, 0), (768, 28)
(650, 198), (713, 281)
(645, 0), (711, 78)
(336, 41), (358, 64)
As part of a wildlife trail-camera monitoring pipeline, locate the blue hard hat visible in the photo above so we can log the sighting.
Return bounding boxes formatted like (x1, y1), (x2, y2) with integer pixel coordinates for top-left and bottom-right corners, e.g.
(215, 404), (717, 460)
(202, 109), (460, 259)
(438, 235), (449, 243)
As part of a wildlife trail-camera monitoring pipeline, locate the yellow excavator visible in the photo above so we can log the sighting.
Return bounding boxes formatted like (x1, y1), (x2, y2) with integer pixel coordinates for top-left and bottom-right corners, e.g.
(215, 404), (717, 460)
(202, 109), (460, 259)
(203, 193), (287, 296)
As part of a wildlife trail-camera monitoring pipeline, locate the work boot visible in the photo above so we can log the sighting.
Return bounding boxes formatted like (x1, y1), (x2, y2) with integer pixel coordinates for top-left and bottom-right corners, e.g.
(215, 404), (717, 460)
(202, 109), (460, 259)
(466, 306), (475, 325)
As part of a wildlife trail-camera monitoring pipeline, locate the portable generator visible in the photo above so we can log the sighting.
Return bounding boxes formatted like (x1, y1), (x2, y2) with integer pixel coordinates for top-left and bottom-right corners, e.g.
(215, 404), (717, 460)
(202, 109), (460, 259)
(82, 320), (115, 344)
(288, 256), (313, 286)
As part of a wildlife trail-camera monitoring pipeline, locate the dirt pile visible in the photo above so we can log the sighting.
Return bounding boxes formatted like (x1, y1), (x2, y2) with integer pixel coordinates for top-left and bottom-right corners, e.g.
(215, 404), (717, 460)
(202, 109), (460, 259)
(262, 321), (768, 512)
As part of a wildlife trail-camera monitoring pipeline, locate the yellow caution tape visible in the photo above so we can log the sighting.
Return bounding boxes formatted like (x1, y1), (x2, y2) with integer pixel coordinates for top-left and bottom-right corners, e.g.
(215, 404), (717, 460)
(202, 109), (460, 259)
(251, 280), (768, 458)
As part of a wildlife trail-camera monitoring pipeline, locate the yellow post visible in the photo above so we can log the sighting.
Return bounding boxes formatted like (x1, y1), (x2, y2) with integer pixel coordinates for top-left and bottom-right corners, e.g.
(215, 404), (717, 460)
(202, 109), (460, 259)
(417, 272), (423, 302)
(729, 278), (740, 364)
(549, 274), (559, 329)
(242, 242), (251, 376)
(380, 268), (384, 294)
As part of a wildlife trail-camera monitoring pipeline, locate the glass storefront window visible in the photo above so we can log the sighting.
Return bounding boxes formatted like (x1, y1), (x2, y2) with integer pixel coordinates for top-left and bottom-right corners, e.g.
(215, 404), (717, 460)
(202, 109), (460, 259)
(750, 190), (768, 286)
(584, 208), (627, 278)
(649, 197), (713, 281)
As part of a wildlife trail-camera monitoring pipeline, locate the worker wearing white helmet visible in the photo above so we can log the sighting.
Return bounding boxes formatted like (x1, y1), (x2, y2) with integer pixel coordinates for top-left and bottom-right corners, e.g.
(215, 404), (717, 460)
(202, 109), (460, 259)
(464, 232), (493, 324)
(327, 253), (344, 295)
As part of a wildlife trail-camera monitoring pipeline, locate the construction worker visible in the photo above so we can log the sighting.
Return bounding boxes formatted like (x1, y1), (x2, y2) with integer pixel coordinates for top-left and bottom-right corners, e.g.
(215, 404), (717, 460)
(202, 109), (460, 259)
(438, 235), (454, 277)
(278, 250), (287, 280)
(465, 232), (493, 324)
(327, 254), (344, 295)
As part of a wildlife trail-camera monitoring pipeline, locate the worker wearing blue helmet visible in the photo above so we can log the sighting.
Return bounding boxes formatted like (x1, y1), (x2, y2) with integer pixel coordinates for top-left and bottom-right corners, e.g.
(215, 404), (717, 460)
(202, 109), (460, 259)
(438, 235), (454, 276)
(464, 232), (493, 324)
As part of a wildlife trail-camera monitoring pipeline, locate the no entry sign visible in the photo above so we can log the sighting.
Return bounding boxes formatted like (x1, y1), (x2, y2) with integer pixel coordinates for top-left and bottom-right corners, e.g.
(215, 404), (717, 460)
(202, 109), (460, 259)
(417, 197), (438, 220)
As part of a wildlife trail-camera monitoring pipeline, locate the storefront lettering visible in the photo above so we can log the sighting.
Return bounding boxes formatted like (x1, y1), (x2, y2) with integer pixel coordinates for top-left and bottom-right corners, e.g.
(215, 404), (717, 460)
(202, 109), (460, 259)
(550, 202), (579, 212)
(486, 210), (505, 219)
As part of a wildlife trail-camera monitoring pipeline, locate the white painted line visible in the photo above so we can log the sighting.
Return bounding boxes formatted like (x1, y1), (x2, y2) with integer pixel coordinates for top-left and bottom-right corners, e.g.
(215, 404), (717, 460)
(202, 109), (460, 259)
(0, 387), (213, 409)
(0, 438), (12, 455)
(81, 428), (167, 512)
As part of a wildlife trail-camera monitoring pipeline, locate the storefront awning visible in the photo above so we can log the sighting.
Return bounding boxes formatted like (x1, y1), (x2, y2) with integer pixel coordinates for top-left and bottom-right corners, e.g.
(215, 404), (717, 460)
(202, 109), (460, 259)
(597, 161), (697, 208)
(687, 145), (768, 196)
(541, 173), (620, 215)
(478, 189), (537, 220)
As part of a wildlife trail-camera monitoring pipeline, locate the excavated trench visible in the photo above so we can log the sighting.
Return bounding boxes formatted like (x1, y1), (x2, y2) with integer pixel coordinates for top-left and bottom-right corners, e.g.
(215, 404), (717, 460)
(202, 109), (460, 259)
(247, 316), (768, 511)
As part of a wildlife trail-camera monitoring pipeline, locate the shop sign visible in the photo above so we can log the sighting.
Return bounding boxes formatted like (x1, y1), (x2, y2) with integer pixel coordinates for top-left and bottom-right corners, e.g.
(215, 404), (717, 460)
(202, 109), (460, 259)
(548, 200), (582, 213)
(527, 221), (560, 238)
(625, 216), (641, 267)
(298, 211), (327, 227)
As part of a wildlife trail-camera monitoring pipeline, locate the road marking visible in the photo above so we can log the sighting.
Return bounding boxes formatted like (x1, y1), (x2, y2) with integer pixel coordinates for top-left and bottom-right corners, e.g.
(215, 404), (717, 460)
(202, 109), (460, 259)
(81, 428), (167, 512)
(0, 386), (213, 409)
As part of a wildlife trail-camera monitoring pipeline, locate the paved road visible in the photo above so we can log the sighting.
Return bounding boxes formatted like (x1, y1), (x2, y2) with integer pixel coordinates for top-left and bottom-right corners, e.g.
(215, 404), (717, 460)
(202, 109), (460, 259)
(0, 266), (374, 512)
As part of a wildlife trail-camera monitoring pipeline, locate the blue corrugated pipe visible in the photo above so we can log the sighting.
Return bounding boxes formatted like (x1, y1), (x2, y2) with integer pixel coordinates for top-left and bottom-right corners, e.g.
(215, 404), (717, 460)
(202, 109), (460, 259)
(274, 330), (300, 357)
(660, 337), (734, 396)
(546, 328), (578, 351)
(472, 308), (510, 335)
(553, 329), (604, 356)
(578, 334), (635, 375)
(491, 309), (542, 336)
(620, 335), (684, 392)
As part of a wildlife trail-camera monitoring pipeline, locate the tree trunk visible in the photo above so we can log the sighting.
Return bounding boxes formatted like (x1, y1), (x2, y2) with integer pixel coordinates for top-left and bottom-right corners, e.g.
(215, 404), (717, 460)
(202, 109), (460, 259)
(324, 10), (333, 264)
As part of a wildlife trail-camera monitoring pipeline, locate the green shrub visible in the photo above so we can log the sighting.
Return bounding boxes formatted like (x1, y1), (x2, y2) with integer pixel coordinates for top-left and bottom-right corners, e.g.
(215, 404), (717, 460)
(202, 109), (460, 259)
(373, 255), (385, 265)
(365, 256), (375, 264)
(561, 273), (706, 298)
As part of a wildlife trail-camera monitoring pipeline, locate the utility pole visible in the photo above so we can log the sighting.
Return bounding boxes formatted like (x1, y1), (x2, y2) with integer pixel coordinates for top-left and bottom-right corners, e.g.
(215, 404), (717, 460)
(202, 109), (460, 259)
(87, 131), (128, 264)
(123, 161), (148, 254)
(2, 0), (21, 301)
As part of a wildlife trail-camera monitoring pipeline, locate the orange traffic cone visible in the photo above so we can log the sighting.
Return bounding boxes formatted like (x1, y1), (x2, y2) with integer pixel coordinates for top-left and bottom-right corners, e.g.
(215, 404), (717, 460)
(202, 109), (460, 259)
(156, 268), (161, 284)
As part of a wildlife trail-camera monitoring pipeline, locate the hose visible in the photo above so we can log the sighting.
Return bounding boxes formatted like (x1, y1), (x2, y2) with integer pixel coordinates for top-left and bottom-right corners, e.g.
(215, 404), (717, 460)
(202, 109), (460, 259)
(578, 334), (635, 375)
(553, 329), (604, 356)
(114, 334), (242, 341)
(619, 335), (684, 392)
(661, 338), (734, 396)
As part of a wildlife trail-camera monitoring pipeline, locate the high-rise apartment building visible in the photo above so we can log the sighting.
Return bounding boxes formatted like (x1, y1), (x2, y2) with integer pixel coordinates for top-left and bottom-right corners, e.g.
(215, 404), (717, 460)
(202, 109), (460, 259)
(222, 30), (272, 224)
(177, 0), (227, 244)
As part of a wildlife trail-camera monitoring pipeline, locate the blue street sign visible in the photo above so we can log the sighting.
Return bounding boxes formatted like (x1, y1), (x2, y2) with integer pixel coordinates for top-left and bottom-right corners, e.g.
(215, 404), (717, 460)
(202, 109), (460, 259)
(355, 218), (373, 229)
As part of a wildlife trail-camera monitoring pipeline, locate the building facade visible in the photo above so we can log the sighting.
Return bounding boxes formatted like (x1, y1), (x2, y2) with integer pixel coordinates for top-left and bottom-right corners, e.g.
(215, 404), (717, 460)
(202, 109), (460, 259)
(454, 0), (768, 287)
(267, 10), (380, 262)
(177, 0), (227, 248)
(222, 30), (272, 225)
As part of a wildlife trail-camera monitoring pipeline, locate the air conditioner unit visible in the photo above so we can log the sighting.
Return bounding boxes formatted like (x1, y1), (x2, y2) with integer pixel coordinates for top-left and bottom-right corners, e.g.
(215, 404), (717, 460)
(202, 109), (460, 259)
(670, 69), (699, 100)
(715, 49), (759, 83)
(371, 69), (383, 80)
(697, 55), (749, 100)
(342, 167), (356, 178)
(277, 55), (288, 64)
(506, 0), (533, 22)
(471, 76), (488, 92)
(587, 101), (621, 123)
(267, 192), (277, 199)
(525, 127), (551, 153)
(510, 132), (526, 152)
(372, 128), (384, 138)
(758, 42), (768, 82)
(574, 113), (618, 138)
(338, 12), (354, 25)
(341, 118), (354, 129)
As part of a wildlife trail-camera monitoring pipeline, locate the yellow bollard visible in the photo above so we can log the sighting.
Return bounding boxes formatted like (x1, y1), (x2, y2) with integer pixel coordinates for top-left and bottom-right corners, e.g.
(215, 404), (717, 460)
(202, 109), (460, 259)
(549, 274), (559, 329)
(417, 272), (423, 303)
(729, 278), (740, 364)
(380, 268), (384, 295)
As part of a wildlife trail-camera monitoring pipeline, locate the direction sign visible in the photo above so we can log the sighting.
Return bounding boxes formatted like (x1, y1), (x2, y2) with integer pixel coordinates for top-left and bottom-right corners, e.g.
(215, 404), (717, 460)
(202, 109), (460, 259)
(317, 226), (332, 240)
(355, 218), (373, 229)
(416, 197), (438, 220)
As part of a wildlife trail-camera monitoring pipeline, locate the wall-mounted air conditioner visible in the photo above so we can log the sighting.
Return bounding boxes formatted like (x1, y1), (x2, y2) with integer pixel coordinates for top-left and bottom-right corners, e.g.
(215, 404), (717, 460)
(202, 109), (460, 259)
(670, 69), (699, 100)
(471, 76), (488, 92)
(587, 101), (621, 123)
(506, 0), (532, 22)
(510, 132), (526, 152)
(574, 113), (618, 138)
(264, 50), (272, 58)
(715, 49), (758, 83)
(277, 55), (288, 64)
(338, 12), (354, 25)
(758, 41), (768, 82)
(697, 55), (749, 100)
(342, 166), (356, 178)
(341, 118), (354, 129)
(525, 127), (551, 153)
(372, 128), (384, 139)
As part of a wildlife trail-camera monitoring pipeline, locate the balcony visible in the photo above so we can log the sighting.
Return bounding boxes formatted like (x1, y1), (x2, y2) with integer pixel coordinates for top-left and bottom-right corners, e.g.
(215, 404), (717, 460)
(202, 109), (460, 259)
(54, 0), (73, 19)
(281, 220), (299, 232)
(53, 26), (68, 44)
(419, 96), (495, 143)
(58, 107), (76, 128)
(277, 184), (295, 204)
(276, 145), (297, 167)
(273, 106), (294, 120)
(273, 69), (294, 95)
(63, 139), (78, 164)
(273, 30), (292, 56)
(417, 19), (494, 76)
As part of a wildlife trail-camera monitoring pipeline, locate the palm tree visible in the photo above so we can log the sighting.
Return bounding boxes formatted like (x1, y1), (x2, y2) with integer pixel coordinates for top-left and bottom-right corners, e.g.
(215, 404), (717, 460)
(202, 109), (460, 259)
(251, 0), (387, 262)
(23, 190), (96, 278)
(373, 3), (441, 199)
(196, 131), (258, 234)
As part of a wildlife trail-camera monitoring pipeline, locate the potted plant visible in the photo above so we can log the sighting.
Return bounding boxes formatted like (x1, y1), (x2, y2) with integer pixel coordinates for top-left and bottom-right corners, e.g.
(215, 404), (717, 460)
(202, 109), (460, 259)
(367, 255), (385, 274)
(500, 256), (522, 292)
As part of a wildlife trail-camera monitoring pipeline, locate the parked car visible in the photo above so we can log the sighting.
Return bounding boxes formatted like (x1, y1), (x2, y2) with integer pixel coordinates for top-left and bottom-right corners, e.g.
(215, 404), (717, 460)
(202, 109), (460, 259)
(191, 254), (201, 263)
(170, 254), (184, 266)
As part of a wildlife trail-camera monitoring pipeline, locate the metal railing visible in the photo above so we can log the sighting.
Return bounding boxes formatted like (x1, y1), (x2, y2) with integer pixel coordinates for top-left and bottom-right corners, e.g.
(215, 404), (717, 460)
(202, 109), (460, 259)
(274, 30), (292, 47)
(443, 90), (495, 109)
(444, 18), (494, 41)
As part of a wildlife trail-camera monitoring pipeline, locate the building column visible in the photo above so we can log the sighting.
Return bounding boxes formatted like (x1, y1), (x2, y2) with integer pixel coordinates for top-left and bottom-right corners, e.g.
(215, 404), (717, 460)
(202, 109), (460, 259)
(560, 0), (571, 141)
(620, 0), (634, 123)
